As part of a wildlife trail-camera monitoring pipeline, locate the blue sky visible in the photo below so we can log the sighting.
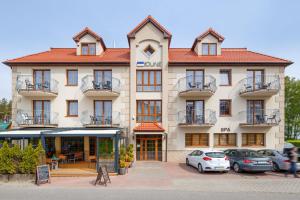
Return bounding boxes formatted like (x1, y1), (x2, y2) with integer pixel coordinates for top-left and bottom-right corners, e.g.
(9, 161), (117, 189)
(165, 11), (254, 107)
(0, 0), (299, 99)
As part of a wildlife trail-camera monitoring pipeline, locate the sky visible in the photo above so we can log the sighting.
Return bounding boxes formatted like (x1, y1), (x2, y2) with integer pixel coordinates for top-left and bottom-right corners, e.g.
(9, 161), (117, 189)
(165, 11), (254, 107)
(0, 0), (299, 100)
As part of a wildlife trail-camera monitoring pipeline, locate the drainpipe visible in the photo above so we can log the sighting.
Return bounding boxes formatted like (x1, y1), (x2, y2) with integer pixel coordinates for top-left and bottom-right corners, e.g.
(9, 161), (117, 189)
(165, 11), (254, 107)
(165, 132), (168, 162)
(96, 136), (99, 171)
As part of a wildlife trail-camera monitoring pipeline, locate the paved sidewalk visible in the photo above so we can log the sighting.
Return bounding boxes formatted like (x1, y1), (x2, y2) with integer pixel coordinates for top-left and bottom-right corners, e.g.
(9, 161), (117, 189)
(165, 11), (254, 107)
(32, 162), (300, 194)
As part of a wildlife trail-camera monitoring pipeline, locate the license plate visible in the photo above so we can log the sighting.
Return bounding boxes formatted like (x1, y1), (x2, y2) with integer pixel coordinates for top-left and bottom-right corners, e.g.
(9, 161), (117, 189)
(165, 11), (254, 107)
(257, 161), (267, 164)
(215, 166), (224, 169)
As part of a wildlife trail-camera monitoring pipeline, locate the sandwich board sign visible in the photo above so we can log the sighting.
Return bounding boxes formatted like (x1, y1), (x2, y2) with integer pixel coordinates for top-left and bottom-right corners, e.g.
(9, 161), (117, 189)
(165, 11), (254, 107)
(94, 165), (111, 186)
(36, 165), (51, 185)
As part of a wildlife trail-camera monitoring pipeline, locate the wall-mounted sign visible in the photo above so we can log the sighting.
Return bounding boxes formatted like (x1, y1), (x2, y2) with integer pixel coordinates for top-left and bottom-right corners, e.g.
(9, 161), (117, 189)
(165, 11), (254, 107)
(221, 128), (230, 132)
(137, 61), (162, 67)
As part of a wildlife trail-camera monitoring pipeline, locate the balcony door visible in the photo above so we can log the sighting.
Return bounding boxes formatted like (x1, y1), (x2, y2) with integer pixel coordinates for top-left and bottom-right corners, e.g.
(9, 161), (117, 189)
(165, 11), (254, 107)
(186, 100), (204, 124)
(94, 70), (112, 89)
(186, 70), (204, 89)
(34, 70), (50, 90)
(94, 100), (112, 125)
(247, 100), (264, 124)
(247, 70), (264, 90)
(33, 100), (50, 124)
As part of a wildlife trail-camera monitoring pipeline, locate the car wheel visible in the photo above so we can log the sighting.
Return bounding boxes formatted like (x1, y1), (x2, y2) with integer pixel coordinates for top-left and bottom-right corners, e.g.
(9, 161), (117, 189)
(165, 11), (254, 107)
(273, 162), (280, 171)
(198, 163), (204, 173)
(233, 163), (241, 173)
(186, 158), (190, 166)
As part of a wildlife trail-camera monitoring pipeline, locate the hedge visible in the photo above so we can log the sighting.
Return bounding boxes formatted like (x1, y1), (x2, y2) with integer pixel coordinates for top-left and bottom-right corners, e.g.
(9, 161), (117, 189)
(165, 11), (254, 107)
(287, 140), (300, 148)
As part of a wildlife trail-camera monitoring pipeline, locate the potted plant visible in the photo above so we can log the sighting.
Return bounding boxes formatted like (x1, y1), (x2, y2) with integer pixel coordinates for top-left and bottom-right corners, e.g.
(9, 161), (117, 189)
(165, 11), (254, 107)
(119, 145), (126, 175)
(126, 144), (134, 168)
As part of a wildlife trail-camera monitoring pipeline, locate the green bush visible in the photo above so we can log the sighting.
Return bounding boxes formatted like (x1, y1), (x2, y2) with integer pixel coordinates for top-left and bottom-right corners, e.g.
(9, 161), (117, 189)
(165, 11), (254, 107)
(119, 144), (126, 168)
(19, 144), (37, 174)
(287, 140), (300, 147)
(11, 144), (23, 173)
(0, 141), (16, 174)
(34, 140), (46, 165)
(126, 144), (134, 162)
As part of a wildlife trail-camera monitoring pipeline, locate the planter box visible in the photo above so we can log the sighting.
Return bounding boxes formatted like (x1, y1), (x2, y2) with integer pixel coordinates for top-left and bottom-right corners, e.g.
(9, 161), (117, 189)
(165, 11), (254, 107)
(0, 174), (9, 183)
(8, 174), (35, 182)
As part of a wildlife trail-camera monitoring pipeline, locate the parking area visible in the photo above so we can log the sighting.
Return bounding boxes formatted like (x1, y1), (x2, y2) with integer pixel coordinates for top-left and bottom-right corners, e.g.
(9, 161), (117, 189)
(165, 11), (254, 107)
(40, 161), (300, 193)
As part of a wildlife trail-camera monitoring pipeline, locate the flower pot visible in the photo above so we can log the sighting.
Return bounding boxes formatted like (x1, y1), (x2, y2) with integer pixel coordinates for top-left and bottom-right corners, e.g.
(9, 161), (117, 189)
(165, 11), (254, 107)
(119, 167), (126, 175)
(8, 174), (35, 182)
(0, 174), (9, 183)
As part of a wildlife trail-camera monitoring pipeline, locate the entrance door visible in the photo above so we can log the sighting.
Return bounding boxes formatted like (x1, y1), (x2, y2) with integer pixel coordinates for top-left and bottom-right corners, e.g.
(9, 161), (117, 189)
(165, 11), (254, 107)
(136, 135), (162, 161)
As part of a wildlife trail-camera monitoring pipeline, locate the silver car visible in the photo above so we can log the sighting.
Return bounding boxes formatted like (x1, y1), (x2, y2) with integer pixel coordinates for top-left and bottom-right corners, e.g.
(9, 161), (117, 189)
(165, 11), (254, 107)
(257, 149), (289, 171)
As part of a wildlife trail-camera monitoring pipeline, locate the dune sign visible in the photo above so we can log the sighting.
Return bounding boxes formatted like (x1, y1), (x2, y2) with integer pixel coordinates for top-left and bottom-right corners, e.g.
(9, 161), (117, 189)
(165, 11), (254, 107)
(136, 61), (162, 67)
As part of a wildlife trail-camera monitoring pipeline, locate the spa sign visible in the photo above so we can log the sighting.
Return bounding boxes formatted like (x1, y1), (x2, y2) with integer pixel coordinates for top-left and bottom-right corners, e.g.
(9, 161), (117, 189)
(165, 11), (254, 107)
(136, 61), (162, 67)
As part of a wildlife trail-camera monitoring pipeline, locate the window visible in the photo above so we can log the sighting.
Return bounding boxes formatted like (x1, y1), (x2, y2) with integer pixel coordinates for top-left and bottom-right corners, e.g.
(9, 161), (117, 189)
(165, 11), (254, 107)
(144, 45), (155, 57)
(247, 70), (264, 90)
(186, 70), (204, 89)
(94, 100), (112, 125)
(33, 70), (50, 90)
(202, 43), (217, 55)
(186, 100), (204, 124)
(220, 100), (231, 116)
(61, 137), (84, 154)
(67, 100), (78, 117)
(137, 100), (162, 122)
(137, 70), (161, 92)
(247, 100), (264, 124)
(33, 100), (51, 124)
(242, 133), (265, 146)
(81, 43), (96, 55)
(185, 133), (209, 147)
(66, 70), (78, 86)
(220, 69), (231, 86)
(214, 133), (237, 147)
(94, 70), (112, 90)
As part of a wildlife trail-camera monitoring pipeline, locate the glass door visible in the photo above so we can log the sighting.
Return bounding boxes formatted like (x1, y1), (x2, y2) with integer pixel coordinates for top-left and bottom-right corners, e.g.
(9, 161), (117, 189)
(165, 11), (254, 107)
(186, 101), (204, 124)
(247, 100), (264, 124)
(186, 70), (204, 89)
(247, 70), (264, 90)
(94, 100), (112, 125)
(33, 100), (50, 125)
(34, 70), (50, 90)
(94, 70), (112, 90)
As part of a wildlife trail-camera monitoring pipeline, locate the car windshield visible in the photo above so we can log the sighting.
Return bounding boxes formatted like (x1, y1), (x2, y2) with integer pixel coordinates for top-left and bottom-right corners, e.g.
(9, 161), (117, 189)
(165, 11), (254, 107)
(205, 152), (225, 158)
(240, 151), (261, 158)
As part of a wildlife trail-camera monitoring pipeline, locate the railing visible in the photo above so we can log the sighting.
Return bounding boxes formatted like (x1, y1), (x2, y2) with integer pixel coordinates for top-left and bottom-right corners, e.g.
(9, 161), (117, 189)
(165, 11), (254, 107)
(239, 75), (280, 94)
(80, 111), (121, 126)
(239, 109), (280, 125)
(16, 75), (59, 94)
(16, 110), (59, 126)
(80, 75), (121, 93)
(177, 109), (217, 125)
(177, 75), (217, 93)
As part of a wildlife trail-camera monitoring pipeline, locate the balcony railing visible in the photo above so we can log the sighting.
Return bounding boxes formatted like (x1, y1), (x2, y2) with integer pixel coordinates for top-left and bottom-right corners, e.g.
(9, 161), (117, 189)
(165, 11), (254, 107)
(177, 109), (217, 126)
(177, 75), (217, 97)
(16, 75), (59, 96)
(239, 75), (280, 97)
(80, 111), (121, 127)
(239, 109), (280, 127)
(80, 75), (121, 97)
(16, 110), (58, 127)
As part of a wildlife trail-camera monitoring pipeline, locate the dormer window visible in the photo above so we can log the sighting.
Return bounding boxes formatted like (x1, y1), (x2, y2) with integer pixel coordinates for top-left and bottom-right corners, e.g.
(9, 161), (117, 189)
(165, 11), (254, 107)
(144, 45), (155, 57)
(81, 43), (96, 55)
(202, 43), (217, 55)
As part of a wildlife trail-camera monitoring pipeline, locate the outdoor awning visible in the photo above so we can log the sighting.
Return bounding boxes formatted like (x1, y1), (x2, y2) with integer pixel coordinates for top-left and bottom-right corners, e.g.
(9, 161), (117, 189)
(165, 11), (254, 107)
(0, 130), (45, 138)
(42, 129), (121, 137)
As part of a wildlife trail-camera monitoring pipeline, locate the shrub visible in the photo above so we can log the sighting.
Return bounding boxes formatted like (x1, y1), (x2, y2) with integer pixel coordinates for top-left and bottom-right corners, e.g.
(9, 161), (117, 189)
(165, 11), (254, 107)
(287, 140), (300, 147)
(11, 144), (23, 173)
(0, 141), (16, 174)
(126, 144), (134, 162)
(119, 144), (126, 168)
(34, 140), (46, 165)
(19, 144), (36, 174)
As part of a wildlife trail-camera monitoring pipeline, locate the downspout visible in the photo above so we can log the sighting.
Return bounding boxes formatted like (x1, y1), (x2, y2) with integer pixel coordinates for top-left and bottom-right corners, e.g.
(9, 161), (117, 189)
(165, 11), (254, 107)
(165, 132), (168, 162)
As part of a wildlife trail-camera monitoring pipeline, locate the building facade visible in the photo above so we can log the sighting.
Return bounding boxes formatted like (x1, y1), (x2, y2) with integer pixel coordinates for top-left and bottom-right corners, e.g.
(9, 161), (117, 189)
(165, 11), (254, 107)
(3, 16), (292, 164)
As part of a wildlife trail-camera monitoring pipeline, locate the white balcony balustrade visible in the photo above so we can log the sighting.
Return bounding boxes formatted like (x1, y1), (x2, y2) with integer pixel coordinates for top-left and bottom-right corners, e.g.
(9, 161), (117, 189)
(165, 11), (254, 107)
(80, 75), (121, 97)
(80, 110), (121, 127)
(177, 109), (217, 127)
(239, 75), (280, 97)
(177, 75), (217, 97)
(16, 75), (59, 97)
(239, 109), (280, 127)
(16, 110), (59, 128)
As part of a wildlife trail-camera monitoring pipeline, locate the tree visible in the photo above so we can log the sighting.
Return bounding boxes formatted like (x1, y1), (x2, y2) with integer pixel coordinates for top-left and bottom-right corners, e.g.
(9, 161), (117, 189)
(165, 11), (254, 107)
(285, 76), (300, 139)
(0, 98), (12, 122)
(0, 141), (16, 174)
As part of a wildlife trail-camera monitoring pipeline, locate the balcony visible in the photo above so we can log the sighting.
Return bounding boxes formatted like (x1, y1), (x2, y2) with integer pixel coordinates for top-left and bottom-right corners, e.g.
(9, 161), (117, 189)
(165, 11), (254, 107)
(177, 109), (217, 127)
(239, 109), (280, 128)
(16, 110), (58, 128)
(80, 111), (121, 128)
(80, 75), (120, 97)
(177, 75), (217, 97)
(16, 75), (58, 97)
(239, 75), (280, 97)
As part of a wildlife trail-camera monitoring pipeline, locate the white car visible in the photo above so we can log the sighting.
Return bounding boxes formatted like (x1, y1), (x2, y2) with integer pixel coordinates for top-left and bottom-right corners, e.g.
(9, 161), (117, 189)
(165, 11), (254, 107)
(186, 150), (230, 173)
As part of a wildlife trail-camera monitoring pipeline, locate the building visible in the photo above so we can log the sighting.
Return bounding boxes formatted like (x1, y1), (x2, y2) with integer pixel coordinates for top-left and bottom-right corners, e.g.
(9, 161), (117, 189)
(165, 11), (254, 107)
(1, 16), (292, 167)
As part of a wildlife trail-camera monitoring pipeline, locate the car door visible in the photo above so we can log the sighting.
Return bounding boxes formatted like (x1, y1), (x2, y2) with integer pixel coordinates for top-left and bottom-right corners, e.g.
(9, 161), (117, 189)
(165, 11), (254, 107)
(228, 150), (238, 166)
(194, 150), (203, 167)
(188, 150), (197, 167)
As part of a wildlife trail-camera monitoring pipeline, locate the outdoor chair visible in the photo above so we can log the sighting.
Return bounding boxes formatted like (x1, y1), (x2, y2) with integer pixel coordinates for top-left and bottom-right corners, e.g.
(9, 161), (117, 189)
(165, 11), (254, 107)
(22, 113), (33, 125)
(42, 81), (50, 90)
(203, 82), (211, 90)
(92, 81), (101, 90)
(255, 115), (265, 124)
(188, 82), (196, 89)
(58, 154), (67, 164)
(88, 155), (97, 168)
(103, 81), (112, 90)
(25, 80), (34, 90)
(244, 84), (252, 92)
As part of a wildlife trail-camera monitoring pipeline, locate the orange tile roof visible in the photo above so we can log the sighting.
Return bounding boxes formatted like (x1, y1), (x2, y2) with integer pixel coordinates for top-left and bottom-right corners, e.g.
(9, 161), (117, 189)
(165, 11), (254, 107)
(169, 48), (292, 65)
(3, 47), (292, 66)
(133, 122), (165, 132)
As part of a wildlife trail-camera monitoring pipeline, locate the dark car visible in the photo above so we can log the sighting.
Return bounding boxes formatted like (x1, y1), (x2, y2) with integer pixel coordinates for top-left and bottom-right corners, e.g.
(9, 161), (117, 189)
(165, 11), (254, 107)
(224, 149), (273, 173)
